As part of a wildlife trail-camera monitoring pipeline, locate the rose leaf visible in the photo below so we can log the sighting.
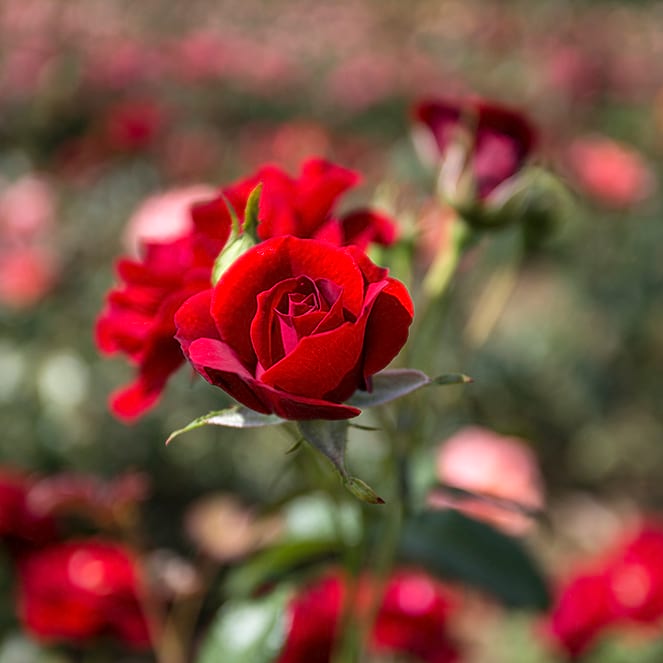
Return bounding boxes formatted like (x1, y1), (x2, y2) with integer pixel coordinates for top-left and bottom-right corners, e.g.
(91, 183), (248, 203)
(347, 369), (472, 409)
(166, 407), (286, 444)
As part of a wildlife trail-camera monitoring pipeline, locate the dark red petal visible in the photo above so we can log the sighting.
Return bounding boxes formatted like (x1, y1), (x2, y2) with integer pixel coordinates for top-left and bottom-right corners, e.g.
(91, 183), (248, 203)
(174, 289), (218, 356)
(295, 159), (360, 236)
(260, 320), (365, 399)
(187, 338), (360, 420)
(412, 99), (463, 154)
(339, 209), (398, 249)
(362, 278), (414, 379)
(110, 335), (185, 421)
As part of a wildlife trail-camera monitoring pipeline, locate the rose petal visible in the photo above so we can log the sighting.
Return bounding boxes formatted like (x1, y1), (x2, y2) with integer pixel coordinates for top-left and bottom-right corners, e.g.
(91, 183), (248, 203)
(212, 237), (365, 367)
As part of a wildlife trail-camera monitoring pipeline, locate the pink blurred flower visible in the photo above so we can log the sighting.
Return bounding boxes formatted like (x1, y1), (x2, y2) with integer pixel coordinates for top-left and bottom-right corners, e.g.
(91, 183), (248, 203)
(0, 174), (55, 240)
(566, 135), (655, 209)
(0, 245), (58, 309)
(430, 426), (544, 535)
(122, 185), (216, 256)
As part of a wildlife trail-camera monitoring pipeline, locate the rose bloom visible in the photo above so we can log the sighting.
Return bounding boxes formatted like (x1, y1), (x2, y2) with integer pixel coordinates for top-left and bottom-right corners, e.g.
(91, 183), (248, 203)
(278, 570), (459, 663)
(176, 236), (412, 420)
(547, 522), (663, 658)
(17, 540), (150, 649)
(566, 135), (655, 209)
(412, 97), (537, 200)
(97, 159), (397, 420)
(196, 158), (397, 250)
(430, 426), (544, 535)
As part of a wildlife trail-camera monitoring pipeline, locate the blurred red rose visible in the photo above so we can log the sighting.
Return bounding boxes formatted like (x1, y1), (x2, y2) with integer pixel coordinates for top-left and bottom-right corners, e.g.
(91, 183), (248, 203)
(96, 206), (230, 420)
(102, 99), (166, 153)
(547, 522), (663, 658)
(0, 469), (57, 552)
(198, 158), (397, 250)
(412, 98), (537, 200)
(17, 540), (150, 649)
(566, 135), (655, 209)
(175, 236), (412, 420)
(278, 570), (459, 663)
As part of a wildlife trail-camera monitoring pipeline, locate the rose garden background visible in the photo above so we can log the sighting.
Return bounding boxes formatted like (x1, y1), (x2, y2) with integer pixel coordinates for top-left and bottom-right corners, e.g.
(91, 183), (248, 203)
(1, 0), (663, 661)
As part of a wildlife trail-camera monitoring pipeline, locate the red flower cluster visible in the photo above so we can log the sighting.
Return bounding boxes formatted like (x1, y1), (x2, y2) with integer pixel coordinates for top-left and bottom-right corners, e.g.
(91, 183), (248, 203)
(0, 468), (150, 650)
(413, 97), (537, 200)
(547, 522), (663, 658)
(97, 159), (399, 420)
(17, 540), (150, 649)
(278, 570), (459, 663)
(176, 236), (412, 420)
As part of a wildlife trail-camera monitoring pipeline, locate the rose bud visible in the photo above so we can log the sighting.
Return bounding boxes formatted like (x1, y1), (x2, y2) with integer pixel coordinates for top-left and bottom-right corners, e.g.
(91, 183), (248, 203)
(175, 236), (413, 420)
(412, 97), (545, 229)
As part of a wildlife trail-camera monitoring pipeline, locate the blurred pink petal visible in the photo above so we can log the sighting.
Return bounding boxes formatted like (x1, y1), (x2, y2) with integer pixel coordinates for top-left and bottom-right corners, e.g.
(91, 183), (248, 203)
(432, 426), (544, 535)
(122, 185), (216, 256)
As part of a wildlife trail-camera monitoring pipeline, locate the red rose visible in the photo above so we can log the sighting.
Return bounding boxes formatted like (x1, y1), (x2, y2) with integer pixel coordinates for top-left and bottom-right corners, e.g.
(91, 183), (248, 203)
(97, 159), (396, 421)
(175, 236), (413, 420)
(278, 570), (459, 663)
(17, 540), (150, 649)
(193, 158), (397, 249)
(413, 98), (537, 200)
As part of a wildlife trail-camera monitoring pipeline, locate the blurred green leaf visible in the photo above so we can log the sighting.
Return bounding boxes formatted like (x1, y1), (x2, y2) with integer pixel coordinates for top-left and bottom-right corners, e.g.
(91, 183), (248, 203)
(166, 407), (285, 444)
(197, 586), (292, 663)
(224, 538), (339, 598)
(297, 420), (384, 504)
(399, 510), (550, 610)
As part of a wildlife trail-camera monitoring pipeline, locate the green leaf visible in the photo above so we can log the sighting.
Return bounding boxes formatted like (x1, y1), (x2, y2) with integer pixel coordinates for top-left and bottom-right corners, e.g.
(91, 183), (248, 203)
(347, 369), (472, 408)
(196, 586), (292, 663)
(296, 420), (384, 505)
(399, 510), (550, 610)
(166, 406), (285, 444)
(224, 538), (339, 598)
